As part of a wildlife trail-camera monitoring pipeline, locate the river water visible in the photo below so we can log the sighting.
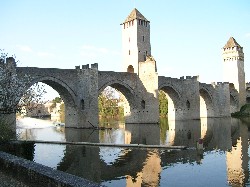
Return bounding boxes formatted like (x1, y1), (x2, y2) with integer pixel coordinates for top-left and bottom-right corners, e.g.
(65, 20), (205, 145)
(10, 117), (250, 186)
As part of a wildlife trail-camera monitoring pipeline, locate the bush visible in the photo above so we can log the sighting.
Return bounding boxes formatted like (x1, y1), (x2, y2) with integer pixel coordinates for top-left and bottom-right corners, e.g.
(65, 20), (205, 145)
(231, 104), (250, 118)
(0, 119), (16, 143)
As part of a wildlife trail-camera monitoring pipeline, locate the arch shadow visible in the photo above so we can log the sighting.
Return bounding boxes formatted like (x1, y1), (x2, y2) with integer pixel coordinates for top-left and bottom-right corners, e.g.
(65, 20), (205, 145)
(199, 88), (214, 118)
(159, 84), (181, 120)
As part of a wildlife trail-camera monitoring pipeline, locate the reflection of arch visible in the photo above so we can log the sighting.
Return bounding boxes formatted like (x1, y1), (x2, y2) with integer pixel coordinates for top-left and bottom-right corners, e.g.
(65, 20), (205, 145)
(199, 88), (213, 118)
(159, 84), (181, 120)
(127, 65), (134, 73)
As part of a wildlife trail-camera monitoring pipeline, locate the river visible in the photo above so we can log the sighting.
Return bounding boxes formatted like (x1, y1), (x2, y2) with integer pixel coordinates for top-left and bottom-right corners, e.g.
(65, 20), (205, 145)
(8, 117), (250, 186)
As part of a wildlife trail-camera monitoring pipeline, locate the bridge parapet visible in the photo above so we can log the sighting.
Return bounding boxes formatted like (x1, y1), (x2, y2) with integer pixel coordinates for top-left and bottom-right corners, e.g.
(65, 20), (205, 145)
(180, 75), (199, 80)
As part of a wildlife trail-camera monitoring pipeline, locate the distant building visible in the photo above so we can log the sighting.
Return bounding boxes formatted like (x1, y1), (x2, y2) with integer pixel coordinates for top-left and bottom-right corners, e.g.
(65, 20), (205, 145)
(23, 103), (50, 118)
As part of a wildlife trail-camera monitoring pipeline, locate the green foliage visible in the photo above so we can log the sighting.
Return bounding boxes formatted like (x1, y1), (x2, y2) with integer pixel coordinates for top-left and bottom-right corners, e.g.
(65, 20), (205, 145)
(50, 97), (62, 110)
(60, 103), (65, 123)
(159, 117), (169, 144)
(231, 104), (250, 117)
(0, 119), (15, 142)
(98, 87), (124, 118)
(159, 90), (168, 117)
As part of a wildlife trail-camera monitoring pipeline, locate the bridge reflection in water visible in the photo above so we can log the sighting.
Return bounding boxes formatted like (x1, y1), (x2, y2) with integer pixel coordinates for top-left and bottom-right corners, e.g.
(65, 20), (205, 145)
(15, 117), (250, 186)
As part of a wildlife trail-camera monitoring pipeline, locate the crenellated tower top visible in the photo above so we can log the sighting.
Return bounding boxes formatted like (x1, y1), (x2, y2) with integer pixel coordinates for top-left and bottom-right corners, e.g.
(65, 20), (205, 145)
(222, 37), (244, 62)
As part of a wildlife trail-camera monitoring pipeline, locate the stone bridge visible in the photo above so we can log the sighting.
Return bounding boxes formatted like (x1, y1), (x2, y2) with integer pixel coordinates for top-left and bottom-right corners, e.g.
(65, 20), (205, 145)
(14, 57), (241, 128)
(16, 59), (159, 128)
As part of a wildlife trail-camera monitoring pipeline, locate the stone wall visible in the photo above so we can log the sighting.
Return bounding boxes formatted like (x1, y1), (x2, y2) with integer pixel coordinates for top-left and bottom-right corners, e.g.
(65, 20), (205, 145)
(0, 151), (101, 187)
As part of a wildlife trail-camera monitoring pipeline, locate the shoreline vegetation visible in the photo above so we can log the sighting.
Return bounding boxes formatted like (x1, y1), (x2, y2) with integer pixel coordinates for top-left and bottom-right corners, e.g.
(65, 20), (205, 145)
(231, 104), (250, 118)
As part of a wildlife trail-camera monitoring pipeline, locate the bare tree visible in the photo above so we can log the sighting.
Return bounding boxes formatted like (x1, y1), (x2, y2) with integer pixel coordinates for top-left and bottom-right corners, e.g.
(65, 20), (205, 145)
(0, 50), (46, 115)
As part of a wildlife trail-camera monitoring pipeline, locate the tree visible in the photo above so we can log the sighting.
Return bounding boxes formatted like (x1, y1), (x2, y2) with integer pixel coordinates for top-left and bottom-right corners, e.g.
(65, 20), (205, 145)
(98, 86), (124, 118)
(0, 50), (47, 142)
(0, 50), (46, 115)
(49, 97), (62, 111)
(159, 90), (168, 117)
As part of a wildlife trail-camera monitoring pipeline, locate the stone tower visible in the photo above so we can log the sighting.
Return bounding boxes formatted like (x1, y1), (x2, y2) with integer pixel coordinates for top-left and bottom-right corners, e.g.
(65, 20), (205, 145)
(222, 37), (246, 108)
(121, 8), (151, 74)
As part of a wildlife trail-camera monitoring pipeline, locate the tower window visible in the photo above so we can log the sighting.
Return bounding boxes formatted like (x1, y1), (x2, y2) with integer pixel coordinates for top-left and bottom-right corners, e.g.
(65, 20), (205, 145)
(129, 37), (130, 42)
(81, 99), (85, 110)
(141, 100), (145, 109)
(186, 100), (190, 109)
(129, 50), (130, 55)
(124, 24), (125, 29)
(143, 36), (145, 42)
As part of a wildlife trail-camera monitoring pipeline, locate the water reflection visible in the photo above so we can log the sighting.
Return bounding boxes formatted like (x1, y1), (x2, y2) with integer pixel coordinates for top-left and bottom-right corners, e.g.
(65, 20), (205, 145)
(9, 117), (250, 186)
(226, 118), (249, 186)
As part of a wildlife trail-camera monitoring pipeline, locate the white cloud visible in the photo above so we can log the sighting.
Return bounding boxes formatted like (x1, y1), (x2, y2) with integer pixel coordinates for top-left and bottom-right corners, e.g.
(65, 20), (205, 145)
(37, 52), (55, 58)
(16, 45), (32, 52)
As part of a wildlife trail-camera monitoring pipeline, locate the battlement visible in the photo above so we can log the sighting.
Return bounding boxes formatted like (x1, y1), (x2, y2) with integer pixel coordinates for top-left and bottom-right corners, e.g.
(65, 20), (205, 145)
(211, 82), (229, 88)
(180, 76), (199, 81)
(222, 46), (243, 52)
(0, 57), (17, 71)
(75, 63), (98, 70)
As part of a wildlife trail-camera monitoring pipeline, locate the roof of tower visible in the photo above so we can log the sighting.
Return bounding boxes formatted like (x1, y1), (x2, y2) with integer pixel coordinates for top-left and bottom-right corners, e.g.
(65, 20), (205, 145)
(223, 37), (241, 48)
(123, 8), (149, 23)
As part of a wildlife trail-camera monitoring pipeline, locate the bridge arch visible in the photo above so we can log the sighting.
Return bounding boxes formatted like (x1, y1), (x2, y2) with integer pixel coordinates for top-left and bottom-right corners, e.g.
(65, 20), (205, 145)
(19, 76), (77, 127)
(98, 79), (137, 118)
(159, 84), (181, 120)
(28, 76), (77, 107)
(199, 88), (214, 118)
(230, 93), (238, 113)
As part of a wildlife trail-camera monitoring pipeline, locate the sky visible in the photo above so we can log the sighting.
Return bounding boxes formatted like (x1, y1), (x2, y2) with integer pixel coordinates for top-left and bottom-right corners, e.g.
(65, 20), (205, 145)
(1, 0), (250, 99)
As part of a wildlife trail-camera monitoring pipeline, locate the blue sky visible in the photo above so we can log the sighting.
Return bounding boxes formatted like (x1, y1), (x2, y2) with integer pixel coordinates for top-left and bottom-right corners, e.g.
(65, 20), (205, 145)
(1, 0), (250, 97)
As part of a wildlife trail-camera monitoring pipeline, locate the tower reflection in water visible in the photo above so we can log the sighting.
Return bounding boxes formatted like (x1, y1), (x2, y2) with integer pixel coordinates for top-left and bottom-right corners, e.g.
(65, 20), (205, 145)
(15, 117), (250, 186)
